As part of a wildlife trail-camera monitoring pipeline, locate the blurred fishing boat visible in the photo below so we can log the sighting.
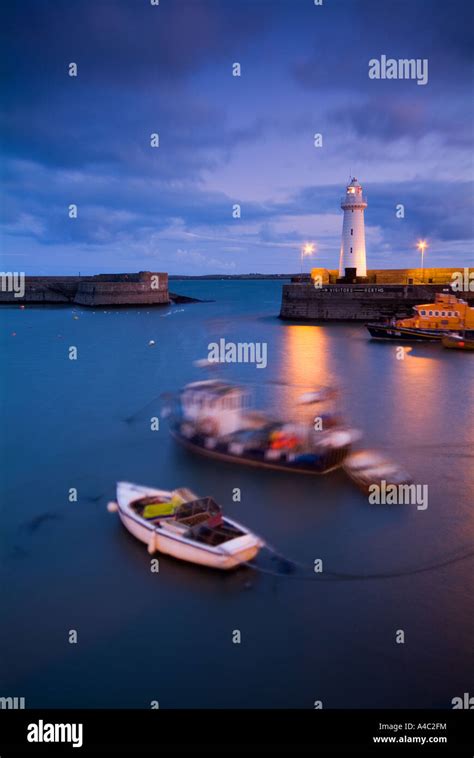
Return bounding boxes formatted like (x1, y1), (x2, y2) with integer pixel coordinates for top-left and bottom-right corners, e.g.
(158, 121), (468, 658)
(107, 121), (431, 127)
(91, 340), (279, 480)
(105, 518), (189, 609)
(367, 293), (474, 342)
(108, 482), (264, 570)
(166, 378), (360, 475)
(343, 450), (412, 496)
(442, 333), (474, 351)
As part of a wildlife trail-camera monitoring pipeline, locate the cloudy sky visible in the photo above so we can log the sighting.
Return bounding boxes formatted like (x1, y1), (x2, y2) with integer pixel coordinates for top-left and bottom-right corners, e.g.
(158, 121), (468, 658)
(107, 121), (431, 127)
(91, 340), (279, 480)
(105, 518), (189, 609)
(1, 0), (473, 275)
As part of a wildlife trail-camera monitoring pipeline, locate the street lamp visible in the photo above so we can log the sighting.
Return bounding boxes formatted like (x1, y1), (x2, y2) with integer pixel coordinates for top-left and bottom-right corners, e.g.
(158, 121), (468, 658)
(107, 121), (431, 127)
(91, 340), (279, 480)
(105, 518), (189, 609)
(300, 242), (315, 275)
(417, 240), (428, 282)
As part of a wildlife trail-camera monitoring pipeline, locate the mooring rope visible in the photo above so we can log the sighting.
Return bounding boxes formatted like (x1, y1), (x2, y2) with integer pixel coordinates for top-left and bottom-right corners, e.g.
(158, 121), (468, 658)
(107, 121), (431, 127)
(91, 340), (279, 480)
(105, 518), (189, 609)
(244, 543), (474, 582)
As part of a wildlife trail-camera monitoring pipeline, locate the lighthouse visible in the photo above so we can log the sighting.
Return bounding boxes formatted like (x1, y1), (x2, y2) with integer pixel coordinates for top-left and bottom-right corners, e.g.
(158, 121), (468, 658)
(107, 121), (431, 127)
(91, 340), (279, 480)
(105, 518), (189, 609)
(338, 177), (367, 277)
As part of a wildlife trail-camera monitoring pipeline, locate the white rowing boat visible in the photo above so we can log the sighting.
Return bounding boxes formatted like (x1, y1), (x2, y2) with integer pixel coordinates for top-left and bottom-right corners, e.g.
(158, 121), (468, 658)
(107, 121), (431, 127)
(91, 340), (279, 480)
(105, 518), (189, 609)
(343, 450), (412, 495)
(108, 481), (264, 570)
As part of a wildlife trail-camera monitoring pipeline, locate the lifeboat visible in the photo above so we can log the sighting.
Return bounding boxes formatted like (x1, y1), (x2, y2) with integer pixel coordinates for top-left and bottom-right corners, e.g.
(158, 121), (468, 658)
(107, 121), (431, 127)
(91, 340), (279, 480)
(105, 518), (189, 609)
(367, 293), (474, 341)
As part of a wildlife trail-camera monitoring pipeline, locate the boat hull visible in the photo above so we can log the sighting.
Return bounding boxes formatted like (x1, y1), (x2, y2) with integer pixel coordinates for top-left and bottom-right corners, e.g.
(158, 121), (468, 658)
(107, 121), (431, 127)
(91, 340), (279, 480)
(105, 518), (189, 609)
(170, 424), (350, 475)
(366, 323), (444, 342)
(118, 511), (259, 568)
(442, 336), (474, 351)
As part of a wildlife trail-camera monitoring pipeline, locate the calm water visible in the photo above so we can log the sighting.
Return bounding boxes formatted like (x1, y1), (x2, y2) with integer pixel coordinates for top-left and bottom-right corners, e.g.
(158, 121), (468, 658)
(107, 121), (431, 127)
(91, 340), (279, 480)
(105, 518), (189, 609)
(1, 280), (473, 708)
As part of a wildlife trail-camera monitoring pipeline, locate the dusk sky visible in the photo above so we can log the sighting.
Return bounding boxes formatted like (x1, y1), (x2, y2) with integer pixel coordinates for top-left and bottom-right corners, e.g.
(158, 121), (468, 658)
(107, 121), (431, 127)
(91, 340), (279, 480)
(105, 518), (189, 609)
(1, 0), (473, 275)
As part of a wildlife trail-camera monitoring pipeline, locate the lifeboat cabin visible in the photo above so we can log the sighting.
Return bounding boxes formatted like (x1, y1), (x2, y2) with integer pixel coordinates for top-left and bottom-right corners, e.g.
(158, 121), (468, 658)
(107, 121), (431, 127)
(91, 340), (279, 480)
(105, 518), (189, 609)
(396, 293), (474, 333)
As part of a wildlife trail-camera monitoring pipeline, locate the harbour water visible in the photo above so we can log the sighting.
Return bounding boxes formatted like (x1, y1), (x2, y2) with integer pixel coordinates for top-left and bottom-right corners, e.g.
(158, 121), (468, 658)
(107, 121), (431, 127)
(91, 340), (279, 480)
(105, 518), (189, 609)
(1, 280), (473, 708)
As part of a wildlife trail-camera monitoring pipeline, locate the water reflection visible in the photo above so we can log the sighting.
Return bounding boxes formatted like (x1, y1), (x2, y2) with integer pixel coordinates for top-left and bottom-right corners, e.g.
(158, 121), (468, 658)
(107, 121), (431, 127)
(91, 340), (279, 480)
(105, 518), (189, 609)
(277, 325), (335, 422)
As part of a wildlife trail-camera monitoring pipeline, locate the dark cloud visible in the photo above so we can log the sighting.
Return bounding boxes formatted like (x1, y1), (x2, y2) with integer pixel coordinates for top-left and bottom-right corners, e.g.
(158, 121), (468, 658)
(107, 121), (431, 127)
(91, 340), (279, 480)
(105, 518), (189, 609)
(1, 0), (268, 90)
(293, 0), (474, 92)
(327, 93), (473, 146)
(1, 0), (472, 272)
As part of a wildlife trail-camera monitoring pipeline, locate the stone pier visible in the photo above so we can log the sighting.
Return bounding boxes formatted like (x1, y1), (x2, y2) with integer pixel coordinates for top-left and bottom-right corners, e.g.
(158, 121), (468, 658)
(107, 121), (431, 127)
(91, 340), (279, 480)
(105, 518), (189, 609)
(0, 271), (169, 307)
(280, 268), (474, 322)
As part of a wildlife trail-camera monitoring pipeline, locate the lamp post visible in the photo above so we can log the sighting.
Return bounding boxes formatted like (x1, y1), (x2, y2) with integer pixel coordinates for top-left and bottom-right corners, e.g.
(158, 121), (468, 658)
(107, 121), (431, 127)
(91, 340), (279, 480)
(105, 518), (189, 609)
(417, 240), (428, 283)
(300, 242), (315, 275)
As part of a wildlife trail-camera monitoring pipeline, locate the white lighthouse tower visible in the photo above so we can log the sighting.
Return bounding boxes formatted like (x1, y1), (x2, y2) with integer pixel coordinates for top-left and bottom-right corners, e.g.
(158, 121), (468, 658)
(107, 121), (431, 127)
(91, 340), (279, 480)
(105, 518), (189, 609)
(338, 177), (367, 277)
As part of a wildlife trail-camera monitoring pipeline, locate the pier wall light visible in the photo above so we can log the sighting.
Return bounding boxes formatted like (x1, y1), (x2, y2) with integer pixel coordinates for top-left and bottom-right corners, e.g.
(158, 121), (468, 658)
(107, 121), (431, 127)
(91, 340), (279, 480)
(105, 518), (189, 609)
(417, 239), (428, 282)
(300, 242), (316, 274)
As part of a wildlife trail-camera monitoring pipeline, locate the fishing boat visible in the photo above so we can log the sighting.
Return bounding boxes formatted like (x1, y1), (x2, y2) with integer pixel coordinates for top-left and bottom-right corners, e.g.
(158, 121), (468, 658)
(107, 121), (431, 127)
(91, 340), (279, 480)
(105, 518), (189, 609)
(166, 379), (360, 475)
(343, 450), (412, 496)
(442, 333), (474, 351)
(108, 482), (264, 570)
(367, 292), (474, 342)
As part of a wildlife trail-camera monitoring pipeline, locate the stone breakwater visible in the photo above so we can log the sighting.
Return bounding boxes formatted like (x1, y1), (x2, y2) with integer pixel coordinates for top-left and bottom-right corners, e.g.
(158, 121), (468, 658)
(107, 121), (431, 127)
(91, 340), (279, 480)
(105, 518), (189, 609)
(0, 272), (169, 307)
(280, 282), (474, 322)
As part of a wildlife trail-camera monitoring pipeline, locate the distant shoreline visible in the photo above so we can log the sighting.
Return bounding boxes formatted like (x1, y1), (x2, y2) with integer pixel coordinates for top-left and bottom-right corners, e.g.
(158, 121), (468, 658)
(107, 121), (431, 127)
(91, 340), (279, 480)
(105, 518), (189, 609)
(169, 274), (295, 280)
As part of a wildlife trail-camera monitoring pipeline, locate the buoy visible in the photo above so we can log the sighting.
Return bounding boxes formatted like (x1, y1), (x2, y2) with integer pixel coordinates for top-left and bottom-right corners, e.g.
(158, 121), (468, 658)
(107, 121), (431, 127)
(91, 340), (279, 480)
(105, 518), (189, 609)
(148, 339), (156, 346)
(73, 315), (79, 320)
(11, 332), (16, 336)
(107, 501), (119, 513)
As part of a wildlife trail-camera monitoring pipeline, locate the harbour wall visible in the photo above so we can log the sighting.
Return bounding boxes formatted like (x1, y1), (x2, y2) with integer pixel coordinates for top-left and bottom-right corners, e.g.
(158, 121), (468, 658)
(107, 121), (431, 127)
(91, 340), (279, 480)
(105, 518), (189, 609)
(0, 272), (169, 307)
(280, 279), (474, 322)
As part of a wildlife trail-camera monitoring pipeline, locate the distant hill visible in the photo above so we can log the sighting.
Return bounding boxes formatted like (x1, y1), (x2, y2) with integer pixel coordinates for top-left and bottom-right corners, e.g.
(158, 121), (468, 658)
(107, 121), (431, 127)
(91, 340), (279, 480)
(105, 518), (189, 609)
(168, 273), (296, 280)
